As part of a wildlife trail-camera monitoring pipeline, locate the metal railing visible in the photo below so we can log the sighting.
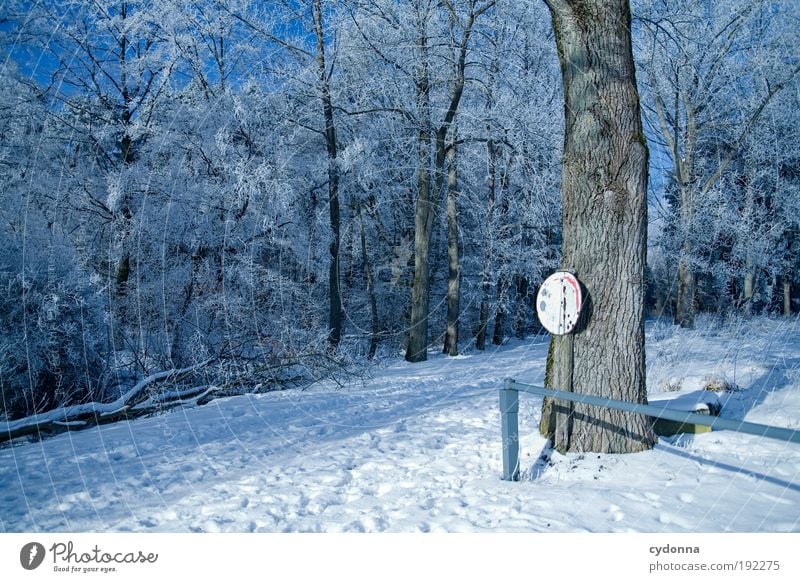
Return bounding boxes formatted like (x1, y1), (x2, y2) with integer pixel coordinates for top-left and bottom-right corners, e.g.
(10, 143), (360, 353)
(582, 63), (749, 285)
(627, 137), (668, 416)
(500, 378), (800, 481)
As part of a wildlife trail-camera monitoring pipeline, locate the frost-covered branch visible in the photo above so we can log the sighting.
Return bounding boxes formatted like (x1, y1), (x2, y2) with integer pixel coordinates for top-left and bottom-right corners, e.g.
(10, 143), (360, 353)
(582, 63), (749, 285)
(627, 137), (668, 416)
(0, 360), (213, 444)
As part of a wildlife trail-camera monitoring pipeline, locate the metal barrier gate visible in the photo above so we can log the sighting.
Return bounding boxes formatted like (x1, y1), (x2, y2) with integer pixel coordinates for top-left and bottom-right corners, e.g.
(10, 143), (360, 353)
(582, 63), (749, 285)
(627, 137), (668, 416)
(500, 378), (800, 481)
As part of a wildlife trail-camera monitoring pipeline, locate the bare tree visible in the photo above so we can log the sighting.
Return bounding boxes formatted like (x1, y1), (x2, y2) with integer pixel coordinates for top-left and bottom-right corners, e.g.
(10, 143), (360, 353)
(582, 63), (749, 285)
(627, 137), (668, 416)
(406, 0), (495, 362)
(312, 0), (345, 350)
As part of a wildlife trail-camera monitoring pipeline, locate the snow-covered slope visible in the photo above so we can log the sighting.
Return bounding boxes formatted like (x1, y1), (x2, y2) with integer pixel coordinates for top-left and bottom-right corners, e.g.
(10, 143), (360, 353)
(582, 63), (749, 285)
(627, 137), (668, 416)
(1, 317), (799, 532)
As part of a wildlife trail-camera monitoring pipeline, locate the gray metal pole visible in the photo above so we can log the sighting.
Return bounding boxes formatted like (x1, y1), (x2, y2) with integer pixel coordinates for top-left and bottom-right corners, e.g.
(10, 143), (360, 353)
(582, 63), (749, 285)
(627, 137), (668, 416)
(505, 379), (800, 444)
(500, 384), (520, 481)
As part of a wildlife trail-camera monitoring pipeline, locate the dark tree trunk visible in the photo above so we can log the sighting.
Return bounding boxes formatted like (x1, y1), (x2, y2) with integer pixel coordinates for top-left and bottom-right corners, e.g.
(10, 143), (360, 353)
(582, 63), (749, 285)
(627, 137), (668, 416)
(785, 275), (792, 316)
(358, 205), (380, 359)
(492, 280), (505, 346)
(112, 4), (134, 341)
(676, 253), (695, 328)
(313, 0), (343, 350)
(513, 275), (529, 339)
(541, 0), (656, 454)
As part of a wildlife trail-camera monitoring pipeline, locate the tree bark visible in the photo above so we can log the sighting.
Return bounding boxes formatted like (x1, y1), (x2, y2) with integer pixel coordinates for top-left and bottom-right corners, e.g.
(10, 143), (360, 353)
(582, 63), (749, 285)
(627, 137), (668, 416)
(542, 0), (656, 453)
(444, 142), (461, 356)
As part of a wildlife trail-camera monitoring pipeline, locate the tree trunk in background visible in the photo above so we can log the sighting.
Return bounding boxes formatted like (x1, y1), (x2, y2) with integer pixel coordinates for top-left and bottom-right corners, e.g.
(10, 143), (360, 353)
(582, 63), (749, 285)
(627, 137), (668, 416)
(444, 143), (461, 356)
(492, 277), (505, 346)
(742, 183), (755, 317)
(676, 254), (695, 328)
(313, 0), (343, 351)
(513, 276), (529, 338)
(675, 184), (696, 328)
(492, 148), (510, 346)
(477, 135), (497, 351)
(406, 15), (433, 363)
(743, 270), (754, 317)
(784, 275), (792, 316)
(358, 206), (380, 359)
(407, 2), (485, 362)
(111, 3), (134, 348)
(541, 0), (656, 454)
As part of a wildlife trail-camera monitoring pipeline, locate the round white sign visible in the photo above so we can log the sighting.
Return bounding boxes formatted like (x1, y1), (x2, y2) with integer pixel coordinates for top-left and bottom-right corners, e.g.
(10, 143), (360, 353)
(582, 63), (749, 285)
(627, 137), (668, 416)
(536, 271), (583, 335)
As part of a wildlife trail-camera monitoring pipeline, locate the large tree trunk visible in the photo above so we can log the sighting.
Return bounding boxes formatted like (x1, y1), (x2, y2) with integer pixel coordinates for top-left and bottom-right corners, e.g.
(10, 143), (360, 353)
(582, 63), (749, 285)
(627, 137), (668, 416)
(541, 0), (656, 454)
(313, 0), (343, 350)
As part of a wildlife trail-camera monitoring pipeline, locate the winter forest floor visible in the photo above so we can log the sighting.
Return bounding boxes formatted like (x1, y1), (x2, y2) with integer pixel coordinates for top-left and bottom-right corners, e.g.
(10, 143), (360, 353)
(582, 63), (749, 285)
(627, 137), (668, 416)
(1, 316), (799, 533)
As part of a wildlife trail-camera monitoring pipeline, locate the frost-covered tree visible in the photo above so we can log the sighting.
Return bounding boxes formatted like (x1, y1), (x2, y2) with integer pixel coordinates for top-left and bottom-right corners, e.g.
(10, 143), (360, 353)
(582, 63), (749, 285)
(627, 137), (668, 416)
(635, 0), (800, 326)
(0, 64), (106, 419)
(340, 0), (560, 360)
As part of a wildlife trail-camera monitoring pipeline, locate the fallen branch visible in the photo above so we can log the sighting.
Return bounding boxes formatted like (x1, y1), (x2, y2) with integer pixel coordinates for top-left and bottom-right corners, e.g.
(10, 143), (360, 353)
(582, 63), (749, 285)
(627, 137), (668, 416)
(0, 359), (213, 444)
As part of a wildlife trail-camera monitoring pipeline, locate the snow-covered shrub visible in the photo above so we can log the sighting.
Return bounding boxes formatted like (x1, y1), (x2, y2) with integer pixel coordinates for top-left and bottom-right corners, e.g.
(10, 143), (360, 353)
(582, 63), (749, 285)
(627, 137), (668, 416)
(0, 231), (106, 421)
(660, 378), (683, 392)
(703, 376), (739, 392)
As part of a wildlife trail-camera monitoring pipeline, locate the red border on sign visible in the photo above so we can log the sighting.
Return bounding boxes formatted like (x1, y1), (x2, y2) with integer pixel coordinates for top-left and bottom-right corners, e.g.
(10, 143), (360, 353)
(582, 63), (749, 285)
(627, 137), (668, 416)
(562, 273), (582, 312)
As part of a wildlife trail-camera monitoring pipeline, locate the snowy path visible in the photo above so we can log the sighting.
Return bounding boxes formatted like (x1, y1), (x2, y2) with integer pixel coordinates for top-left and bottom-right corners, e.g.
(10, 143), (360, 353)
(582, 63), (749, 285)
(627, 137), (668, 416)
(1, 319), (799, 532)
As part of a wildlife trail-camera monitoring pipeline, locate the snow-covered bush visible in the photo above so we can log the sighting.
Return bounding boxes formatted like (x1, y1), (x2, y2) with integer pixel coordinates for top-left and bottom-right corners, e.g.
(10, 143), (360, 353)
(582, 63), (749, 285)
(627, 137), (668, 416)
(0, 230), (106, 421)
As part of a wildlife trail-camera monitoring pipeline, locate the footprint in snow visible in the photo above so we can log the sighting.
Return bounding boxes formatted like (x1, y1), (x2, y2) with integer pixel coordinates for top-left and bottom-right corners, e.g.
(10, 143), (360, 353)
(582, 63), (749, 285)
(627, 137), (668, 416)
(759, 493), (793, 505)
(658, 512), (693, 529)
(419, 497), (436, 511)
(607, 504), (624, 522)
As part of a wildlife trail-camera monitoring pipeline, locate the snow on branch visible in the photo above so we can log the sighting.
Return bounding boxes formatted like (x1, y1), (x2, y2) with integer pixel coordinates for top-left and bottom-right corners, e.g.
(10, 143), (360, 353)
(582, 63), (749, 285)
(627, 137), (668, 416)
(0, 359), (214, 444)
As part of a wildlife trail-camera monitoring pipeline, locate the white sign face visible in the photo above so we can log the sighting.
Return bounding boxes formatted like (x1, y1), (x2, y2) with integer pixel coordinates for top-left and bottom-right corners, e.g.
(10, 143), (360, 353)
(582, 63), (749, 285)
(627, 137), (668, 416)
(536, 271), (583, 335)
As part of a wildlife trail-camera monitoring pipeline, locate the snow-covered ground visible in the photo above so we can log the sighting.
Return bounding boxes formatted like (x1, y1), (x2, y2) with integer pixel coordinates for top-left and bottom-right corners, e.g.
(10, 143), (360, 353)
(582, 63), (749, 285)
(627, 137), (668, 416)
(1, 317), (799, 533)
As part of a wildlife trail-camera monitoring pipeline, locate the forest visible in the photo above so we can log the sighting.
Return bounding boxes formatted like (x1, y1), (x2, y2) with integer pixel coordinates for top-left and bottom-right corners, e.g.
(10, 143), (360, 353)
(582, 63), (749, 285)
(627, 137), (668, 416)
(0, 0), (798, 425)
